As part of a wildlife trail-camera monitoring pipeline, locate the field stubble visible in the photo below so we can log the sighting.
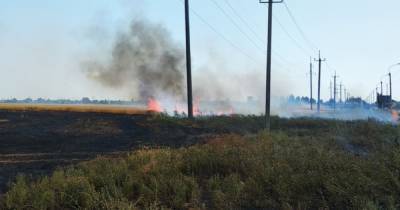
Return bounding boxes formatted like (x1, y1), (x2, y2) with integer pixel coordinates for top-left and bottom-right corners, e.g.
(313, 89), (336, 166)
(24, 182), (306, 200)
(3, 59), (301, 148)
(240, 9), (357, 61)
(0, 105), (400, 209)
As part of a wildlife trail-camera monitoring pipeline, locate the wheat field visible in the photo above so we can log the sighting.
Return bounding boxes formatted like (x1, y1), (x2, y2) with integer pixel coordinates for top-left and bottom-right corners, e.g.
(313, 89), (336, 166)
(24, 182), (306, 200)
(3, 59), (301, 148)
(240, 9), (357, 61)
(0, 103), (149, 115)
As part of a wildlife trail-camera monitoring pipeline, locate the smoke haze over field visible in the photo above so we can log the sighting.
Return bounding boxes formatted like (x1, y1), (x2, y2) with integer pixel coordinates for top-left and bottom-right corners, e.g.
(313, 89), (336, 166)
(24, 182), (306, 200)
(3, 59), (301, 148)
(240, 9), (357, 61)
(83, 19), (185, 101)
(1, 1), (400, 103)
(82, 17), (280, 108)
(82, 17), (296, 114)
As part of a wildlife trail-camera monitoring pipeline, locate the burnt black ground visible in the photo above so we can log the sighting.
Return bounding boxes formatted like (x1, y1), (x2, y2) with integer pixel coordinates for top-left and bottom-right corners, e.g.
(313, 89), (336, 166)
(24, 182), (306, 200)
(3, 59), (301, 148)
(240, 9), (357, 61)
(0, 110), (218, 194)
(2, 109), (395, 196)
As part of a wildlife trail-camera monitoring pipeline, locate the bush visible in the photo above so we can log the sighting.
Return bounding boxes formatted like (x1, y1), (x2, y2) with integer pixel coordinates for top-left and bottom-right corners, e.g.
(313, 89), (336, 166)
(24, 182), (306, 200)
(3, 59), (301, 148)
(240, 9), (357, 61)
(3, 118), (400, 209)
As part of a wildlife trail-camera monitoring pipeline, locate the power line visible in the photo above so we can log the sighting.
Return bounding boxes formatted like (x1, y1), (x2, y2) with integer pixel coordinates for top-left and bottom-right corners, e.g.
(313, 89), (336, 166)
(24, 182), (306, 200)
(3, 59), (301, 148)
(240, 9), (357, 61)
(325, 62), (336, 75)
(221, 0), (292, 64)
(273, 14), (312, 56)
(180, 0), (300, 72)
(283, 1), (318, 53)
(272, 50), (294, 67)
(178, 0), (307, 78)
(176, 0), (261, 64)
(211, 0), (297, 68)
(209, 0), (266, 53)
(222, 0), (265, 44)
(219, 0), (312, 72)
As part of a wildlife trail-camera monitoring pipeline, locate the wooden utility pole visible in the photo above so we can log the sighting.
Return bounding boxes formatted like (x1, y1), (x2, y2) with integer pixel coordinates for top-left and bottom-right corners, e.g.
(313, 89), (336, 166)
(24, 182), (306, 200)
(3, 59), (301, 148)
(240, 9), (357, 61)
(314, 51), (326, 113)
(185, 0), (193, 118)
(373, 89), (376, 104)
(389, 72), (392, 101)
(386, 84), (389, 95)
(309, 57), (313, 110)
(371, 93), (373, 104)
(259, 0), (283, 131)
(329, 80), (332, 101)
(333, 73), (337, 110)
(339, 82), (342, 103)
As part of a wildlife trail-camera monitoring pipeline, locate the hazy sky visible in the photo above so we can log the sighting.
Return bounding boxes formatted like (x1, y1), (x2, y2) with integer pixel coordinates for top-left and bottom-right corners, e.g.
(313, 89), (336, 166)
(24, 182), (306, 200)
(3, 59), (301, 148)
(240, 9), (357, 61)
(0, 0), (399, 101)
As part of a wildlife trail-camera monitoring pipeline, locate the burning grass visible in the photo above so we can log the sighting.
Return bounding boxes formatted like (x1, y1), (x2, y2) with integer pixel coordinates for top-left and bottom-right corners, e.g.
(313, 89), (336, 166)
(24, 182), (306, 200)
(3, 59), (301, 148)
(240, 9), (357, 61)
(0, 103), (149, 115)
(2, 116), (400, 209)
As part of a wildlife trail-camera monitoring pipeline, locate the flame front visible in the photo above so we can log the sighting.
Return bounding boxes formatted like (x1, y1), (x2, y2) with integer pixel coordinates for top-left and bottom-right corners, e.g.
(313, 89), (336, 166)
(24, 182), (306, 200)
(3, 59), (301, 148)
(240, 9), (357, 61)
(193, 98), (201, 116)
(391, 110), (399, 123)
(148, 98), (162, 112)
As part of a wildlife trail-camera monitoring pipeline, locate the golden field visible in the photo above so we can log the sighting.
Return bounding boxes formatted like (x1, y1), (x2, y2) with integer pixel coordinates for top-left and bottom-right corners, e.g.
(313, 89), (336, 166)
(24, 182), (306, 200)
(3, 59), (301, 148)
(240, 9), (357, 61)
(0, 103), (149, 115)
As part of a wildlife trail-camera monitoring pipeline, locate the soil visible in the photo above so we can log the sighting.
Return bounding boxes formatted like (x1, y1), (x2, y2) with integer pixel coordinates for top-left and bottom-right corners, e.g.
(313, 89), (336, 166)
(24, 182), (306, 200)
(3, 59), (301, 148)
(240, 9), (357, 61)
(0, 110), (217, 194)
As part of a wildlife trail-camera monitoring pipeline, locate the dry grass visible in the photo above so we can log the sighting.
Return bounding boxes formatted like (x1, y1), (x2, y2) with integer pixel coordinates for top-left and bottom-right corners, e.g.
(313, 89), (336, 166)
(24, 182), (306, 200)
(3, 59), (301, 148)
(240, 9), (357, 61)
(4, 131), (400, 209)
(0, 103), (149, 115)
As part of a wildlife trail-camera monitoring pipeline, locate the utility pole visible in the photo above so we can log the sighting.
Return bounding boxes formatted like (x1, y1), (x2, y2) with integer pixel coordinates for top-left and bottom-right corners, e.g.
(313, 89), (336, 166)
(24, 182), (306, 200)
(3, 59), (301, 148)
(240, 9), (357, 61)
(386, 84), (389, 95)
(389, 72), (392, 101)
(339, 82), (342, 104)
(373, 91), (375, 103)
(370, 94), (372, 104)
(369, 93), (372, 104)
(380, 81), (383, 95)
(259, 0), (283, 131)
(371, 92), (373, 104)
(372, 92), (373, 104)
(309, 57), (313, 110)
(185, 0), (193, 118)
(344, 88), (347, 103)
(373, 89), (376, 104)
(314, 51), (326, 113)
(377, 86), (381, 108)
(371, 93), (373, 104)
(333, 73), (337, 111)
(329, 81), (332, 101)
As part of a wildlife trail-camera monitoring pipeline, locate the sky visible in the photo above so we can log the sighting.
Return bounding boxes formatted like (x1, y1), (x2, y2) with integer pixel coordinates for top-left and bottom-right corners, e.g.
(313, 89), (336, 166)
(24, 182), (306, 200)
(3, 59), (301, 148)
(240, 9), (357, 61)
(0, 0), (400, 101)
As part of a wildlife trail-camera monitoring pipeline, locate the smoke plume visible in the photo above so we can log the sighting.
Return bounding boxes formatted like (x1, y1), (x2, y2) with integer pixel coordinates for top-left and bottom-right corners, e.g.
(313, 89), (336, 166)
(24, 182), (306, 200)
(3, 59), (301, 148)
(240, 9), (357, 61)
(82, 18), (292, 115)
(83, 19), (185, 101)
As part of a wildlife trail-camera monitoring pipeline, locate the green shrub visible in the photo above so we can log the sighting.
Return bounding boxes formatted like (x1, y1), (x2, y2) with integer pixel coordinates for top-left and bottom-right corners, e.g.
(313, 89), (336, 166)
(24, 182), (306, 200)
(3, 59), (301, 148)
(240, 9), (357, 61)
(3, 117), (400, 209)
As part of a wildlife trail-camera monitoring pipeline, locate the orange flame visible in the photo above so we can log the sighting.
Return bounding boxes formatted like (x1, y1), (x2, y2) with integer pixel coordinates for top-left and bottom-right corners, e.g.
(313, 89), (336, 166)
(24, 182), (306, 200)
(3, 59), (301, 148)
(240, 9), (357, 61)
(391, 110), (399, 123)
(229, 108), (234, 116)
(193, 98), (201, 116)
(147, 98), (162, 112)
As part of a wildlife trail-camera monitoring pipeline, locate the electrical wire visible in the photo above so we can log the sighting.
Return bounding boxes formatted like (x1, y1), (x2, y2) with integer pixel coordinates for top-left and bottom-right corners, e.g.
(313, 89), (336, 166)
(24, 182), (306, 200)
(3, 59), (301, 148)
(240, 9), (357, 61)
(325, 62), (336, 75)
(178, 0), (317, 79)
(218, 0), (310, 73)
(222, 0), (265, 44)
(209, 0), (266, 54)
(221, 0), (293, 65)
(273, 14), (312, 57)
(176, 0), (261, 65)
(178, 0), (300, 73)
(283, 1), (318, 53)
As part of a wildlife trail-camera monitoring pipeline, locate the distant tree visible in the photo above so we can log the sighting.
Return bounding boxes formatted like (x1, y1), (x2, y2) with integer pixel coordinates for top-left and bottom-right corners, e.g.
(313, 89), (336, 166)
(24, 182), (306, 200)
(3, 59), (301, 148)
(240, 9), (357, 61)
(23, 98), (33, 103)
(81, 97), (91, 104)
(288, 95), (296, 104)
